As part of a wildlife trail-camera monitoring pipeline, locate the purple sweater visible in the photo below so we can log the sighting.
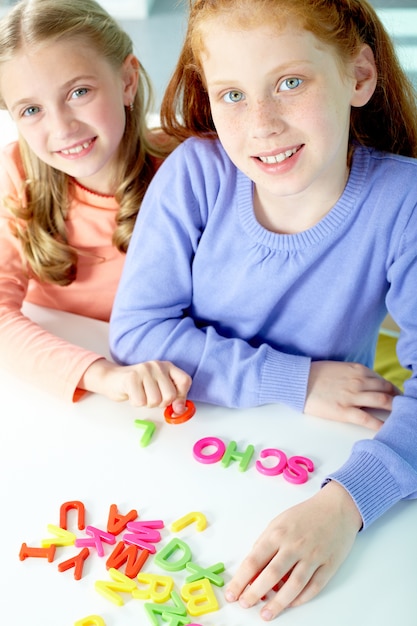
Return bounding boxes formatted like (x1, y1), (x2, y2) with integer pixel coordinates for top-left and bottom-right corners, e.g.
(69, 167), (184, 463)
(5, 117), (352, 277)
(110, 137), (417, 528)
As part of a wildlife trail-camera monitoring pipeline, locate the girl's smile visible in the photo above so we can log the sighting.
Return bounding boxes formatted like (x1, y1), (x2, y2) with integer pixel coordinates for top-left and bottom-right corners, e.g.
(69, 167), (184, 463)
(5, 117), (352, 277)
(253, 144), (304, 178)
(57, 137), (96, 158)
(255, 145), (302, 165)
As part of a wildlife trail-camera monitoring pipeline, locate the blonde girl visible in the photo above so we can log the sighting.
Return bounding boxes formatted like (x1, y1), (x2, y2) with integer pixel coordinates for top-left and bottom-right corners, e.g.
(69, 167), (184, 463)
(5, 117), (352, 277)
(0, 0), (190, 409)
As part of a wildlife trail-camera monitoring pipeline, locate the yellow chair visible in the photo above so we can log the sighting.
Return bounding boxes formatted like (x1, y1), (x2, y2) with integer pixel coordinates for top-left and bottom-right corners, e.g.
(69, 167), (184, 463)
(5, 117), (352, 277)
(374, 329), (411, 391)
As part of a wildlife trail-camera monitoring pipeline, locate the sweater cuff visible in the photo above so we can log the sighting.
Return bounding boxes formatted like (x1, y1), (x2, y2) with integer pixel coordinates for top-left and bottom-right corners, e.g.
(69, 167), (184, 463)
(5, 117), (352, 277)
(259, 348), (311, 411)
(325, 448), (402, 529)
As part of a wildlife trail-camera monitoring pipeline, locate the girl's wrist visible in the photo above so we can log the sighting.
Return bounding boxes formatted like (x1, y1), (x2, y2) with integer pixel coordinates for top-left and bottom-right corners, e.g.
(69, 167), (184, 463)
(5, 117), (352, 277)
(322, 480), (363, 532)
(78, 357), (113, 395)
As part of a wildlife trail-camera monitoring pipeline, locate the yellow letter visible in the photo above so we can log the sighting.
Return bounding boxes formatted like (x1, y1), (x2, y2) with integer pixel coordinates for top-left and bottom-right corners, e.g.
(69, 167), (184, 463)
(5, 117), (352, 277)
(181, 579), (219, 616)
(132, 573), (174, 603)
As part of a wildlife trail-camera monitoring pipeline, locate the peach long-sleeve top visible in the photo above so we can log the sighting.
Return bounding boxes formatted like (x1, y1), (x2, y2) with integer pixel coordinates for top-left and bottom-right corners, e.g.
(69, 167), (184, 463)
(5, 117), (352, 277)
(0, 141), (125, 401)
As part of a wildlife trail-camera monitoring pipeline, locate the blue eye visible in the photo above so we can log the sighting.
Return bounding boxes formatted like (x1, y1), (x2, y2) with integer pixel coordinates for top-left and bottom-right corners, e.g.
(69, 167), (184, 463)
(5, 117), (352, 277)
(22, 105), (41, 117)
(72, 87), (89, 99)
(279, 77), (303, 91)
(223, 90), (245, 103)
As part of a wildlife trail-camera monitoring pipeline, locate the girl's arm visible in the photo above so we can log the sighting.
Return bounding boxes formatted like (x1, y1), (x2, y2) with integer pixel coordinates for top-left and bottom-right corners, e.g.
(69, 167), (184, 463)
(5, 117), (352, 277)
(0, 222), (94, 401)
(0, 234), (191, 406)
(0, 239), (190, 407)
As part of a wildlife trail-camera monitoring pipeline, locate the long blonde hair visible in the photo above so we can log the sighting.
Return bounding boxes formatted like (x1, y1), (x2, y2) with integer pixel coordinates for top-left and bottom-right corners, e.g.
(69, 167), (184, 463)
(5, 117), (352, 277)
(161, 0), (417, 159)
(0, 0), (173, 285)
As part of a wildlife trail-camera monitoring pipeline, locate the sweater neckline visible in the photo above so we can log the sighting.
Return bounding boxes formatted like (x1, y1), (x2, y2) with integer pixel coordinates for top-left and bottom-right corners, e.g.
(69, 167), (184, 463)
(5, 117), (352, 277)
(71, 177), (114, 199)
(70, 178), (119, 211)
(237, 145), (369, 252)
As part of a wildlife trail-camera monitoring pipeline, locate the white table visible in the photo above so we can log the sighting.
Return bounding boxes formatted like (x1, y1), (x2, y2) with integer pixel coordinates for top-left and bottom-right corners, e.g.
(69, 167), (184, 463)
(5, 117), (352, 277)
(1, 304), (416, 626)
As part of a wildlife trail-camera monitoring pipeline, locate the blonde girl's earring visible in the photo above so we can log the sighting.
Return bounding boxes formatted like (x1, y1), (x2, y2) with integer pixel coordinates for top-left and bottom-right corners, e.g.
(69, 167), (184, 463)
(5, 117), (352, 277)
(129, 102), (134, 112)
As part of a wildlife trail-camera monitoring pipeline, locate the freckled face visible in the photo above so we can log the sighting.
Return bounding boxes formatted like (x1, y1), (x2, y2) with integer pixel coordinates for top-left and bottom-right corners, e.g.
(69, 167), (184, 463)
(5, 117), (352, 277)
(200, 20), (359, 225)
(0, 38), (135, 194)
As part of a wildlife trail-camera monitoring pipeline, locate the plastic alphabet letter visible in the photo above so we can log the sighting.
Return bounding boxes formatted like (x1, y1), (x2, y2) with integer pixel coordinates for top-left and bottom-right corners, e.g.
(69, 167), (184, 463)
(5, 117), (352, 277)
(144, 590), (188, 625)
(123, 520), (164, 554)
(134, 419), (156, 447)
(41, 524), (76, 547)
(74, 615), (106, 626)
(107, 504), (138, 535)
(192, 437), (225, 464)
(185, 561), (225, 587)
(154, 616), (191, 626)
(154, 538), (192, 572)
(126, 520), (164, 542)
(122, 534), (157, 554)
(181, 579), (219, 616)
(221, 440), (255, 472)
(75, 526), (116, 557)
(171, 511), (207, 533)
(19, 543), (56, 562)
(58, 547), (90, 580)
(59, 500), (85, 531)
(132, 572), (174, 603)
(164, 400), (196, 424)
(255, 448), (288, 476)
(95, 567), (137, 606)
(283, 455), (315, 484)
(106, 542), (150, 578)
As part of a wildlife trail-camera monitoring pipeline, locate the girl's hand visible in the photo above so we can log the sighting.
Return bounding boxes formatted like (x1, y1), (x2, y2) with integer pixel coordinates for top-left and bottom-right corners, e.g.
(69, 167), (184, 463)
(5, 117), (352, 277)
(225, 481), (362, 621)
(305, 361), (400, 430)
(79, 358), (192, 412)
